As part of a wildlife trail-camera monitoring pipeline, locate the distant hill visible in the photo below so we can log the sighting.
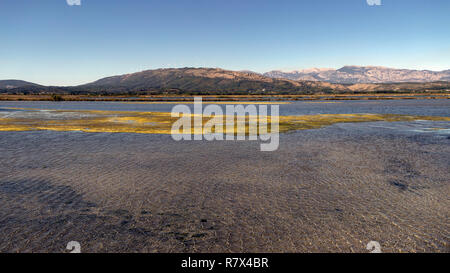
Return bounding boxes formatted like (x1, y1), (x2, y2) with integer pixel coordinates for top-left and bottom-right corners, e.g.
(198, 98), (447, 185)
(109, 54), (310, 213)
(80, 67), (314, 93)
(0, 80), (41, 89)
(264, 66), (450, 83)
(1, 67), (449, 95)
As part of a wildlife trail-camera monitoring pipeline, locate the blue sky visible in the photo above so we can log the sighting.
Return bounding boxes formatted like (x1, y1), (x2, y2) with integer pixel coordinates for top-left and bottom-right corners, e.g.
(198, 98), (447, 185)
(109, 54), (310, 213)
(0, 0), (449, 85)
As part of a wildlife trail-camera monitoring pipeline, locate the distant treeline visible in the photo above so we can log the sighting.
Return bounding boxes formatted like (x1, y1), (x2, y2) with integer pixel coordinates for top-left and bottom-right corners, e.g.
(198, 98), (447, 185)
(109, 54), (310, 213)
(1, 82), (449, 96)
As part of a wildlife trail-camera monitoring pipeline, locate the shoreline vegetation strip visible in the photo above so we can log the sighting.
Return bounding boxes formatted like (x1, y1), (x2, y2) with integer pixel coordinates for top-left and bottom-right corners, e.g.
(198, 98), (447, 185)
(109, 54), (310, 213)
(1, 108), (449, 134)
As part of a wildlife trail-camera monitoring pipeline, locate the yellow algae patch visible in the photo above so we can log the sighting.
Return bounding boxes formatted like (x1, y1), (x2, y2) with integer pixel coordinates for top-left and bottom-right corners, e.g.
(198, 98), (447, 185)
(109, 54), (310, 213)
(278, 114), (450, 132)
(0, 108), (449, 135)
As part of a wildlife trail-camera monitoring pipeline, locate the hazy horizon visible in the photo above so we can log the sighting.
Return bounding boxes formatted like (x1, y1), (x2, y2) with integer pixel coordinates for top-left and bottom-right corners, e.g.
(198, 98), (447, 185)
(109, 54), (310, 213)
(2, 65), (450, 87)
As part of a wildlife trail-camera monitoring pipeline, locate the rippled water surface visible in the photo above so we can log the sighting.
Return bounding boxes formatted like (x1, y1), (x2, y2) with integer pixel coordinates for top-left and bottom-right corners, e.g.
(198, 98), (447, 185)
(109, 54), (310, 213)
(1, 99), (449, 116)
(0, 100), (448, 253)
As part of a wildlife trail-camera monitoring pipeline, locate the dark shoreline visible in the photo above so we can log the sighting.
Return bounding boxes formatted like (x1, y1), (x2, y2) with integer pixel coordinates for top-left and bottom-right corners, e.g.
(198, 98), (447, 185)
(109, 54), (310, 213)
(1, 93), (449, 102)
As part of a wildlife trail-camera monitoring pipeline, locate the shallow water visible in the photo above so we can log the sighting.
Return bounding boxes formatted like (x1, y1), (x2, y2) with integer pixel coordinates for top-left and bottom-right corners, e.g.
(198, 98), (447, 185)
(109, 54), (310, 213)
(0, 99), (449, 116)
(0, 100), (448, 253)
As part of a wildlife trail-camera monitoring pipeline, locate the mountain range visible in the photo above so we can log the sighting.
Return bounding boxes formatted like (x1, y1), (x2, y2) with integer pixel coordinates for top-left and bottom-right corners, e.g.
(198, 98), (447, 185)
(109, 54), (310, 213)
(263, 66), (450, 83)
(0, 80), (42, 89)
(1, 66), (449, 95)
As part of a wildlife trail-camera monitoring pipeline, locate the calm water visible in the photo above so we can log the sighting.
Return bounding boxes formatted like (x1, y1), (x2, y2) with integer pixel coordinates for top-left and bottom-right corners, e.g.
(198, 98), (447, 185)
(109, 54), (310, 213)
(0, 99), (449, 116)
(0, 100), (448, 253)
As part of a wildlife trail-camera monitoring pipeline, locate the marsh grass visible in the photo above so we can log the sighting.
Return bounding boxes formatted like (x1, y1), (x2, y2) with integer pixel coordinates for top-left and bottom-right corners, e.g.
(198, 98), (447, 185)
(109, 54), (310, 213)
(1, 108), (449, 135)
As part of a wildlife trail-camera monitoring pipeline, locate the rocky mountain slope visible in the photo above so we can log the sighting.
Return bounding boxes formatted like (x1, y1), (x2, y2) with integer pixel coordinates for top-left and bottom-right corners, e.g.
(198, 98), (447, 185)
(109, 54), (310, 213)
(1, 67), (449, 95)
(80, 67), (316, 93)
(0, 80), (41, 89)
(264, 66), (450, 83)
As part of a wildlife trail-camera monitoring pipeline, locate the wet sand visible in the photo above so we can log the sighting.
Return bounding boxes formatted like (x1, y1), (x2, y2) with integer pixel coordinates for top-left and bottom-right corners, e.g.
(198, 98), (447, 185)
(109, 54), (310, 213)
(0, 123), (448, 253)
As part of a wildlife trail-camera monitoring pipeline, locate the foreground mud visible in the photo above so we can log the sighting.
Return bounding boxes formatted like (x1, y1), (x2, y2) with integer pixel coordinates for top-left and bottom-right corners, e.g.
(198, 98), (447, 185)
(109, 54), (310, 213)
(0, 125), (448, 253)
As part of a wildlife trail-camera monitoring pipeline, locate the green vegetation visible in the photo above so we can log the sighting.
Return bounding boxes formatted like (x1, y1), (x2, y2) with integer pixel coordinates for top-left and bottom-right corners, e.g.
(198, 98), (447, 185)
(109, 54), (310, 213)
(50, 94), (65, 101)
